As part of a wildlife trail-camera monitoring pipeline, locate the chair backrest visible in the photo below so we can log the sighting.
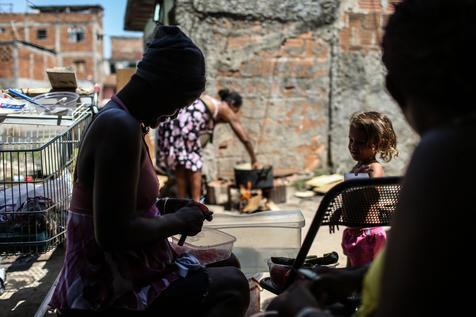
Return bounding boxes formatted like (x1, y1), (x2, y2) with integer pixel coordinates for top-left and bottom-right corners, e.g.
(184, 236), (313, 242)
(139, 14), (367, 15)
(287, 176), (402, 286)
(322, 177), (401, 228)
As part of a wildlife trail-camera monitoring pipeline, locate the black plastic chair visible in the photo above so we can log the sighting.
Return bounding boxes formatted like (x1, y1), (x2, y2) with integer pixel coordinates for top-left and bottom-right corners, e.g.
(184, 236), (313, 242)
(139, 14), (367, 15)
(260, 176), (402, 294)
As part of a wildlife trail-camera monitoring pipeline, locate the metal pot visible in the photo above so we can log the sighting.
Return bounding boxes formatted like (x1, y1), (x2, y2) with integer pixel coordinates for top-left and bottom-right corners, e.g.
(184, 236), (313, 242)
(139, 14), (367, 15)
(234, 164), (273, 189)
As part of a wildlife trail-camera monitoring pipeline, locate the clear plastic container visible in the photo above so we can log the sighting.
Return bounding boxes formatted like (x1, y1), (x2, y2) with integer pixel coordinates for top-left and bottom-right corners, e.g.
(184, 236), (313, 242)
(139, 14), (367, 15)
(32, 92), (80, 111)
(171, 228), (236, 265)
(204, 210), (305, 273)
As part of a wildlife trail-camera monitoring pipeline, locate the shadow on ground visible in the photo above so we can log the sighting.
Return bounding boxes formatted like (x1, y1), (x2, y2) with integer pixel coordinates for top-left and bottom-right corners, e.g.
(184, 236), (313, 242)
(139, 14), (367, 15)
(0, 245), (64, 317)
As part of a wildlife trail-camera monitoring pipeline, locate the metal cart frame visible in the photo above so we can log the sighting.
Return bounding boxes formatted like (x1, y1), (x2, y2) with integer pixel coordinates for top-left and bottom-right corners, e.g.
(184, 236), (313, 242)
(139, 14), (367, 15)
(1, 101), (94, 255)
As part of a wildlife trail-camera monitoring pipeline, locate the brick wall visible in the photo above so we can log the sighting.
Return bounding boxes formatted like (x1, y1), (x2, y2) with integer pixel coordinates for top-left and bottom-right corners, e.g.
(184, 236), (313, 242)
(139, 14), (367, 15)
(0, 11), (103, 82)
(175, 0), (339, 178)
(213, 32), (331, 174)
(17, 43), (56, 81)
(28, 25), (57, 48)
(62, 56), (94, 79)
(357, 0), (400, 12)
(0, 44), (14, 79)
(0, 41), (56, 88)
(111, 36), (143, 61)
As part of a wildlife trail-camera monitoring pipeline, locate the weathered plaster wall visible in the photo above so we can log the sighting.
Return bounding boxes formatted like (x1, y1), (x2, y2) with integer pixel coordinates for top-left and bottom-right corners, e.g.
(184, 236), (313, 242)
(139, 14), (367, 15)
(330, 0), (417, 175)
(172, 0), (417, 179)
(176, 0), (339, 178)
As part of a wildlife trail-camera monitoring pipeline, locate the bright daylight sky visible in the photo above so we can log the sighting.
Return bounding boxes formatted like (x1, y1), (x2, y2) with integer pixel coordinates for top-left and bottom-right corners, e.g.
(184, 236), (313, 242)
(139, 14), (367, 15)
(1, 0), (143, 58)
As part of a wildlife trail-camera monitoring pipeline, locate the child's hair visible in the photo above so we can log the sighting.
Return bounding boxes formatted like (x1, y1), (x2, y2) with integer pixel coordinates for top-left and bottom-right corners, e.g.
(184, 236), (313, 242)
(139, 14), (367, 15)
(350, 111), (398, 162)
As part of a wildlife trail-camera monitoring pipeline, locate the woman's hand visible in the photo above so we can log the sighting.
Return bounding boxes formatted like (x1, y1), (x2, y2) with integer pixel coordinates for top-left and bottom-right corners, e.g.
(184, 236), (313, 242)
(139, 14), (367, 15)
(157, 198), (213, 221)
(252, 161), (262, 169)
(157, 198), (194, 214)
(174, 206), (206, 236)
(309, 265), (368, 306)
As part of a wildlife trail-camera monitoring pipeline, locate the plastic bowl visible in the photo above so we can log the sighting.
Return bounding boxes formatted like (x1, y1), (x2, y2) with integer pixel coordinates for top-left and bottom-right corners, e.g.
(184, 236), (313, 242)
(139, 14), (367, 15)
(171, 228), (236, 265)
(32, 92), (80, 109)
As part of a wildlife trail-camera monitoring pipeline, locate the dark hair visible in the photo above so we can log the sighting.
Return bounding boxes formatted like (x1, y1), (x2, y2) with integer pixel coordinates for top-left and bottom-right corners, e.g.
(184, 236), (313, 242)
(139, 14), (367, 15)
(382, 0), (476, 117)
(218, 89), (243, 108)
(350, 111), (398, 162)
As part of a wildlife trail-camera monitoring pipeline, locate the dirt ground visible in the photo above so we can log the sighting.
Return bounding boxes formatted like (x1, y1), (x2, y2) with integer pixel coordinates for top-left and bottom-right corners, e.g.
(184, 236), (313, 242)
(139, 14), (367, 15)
(0, 185), (345, 316)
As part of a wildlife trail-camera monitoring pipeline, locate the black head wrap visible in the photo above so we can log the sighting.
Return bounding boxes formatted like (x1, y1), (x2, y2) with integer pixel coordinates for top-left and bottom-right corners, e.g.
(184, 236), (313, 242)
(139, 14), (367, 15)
(136, 25), (206, 96)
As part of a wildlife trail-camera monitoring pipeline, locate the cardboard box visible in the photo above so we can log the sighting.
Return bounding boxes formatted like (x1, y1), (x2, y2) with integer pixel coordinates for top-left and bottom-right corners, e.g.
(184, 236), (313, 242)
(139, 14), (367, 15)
(46, 67), (77, 90)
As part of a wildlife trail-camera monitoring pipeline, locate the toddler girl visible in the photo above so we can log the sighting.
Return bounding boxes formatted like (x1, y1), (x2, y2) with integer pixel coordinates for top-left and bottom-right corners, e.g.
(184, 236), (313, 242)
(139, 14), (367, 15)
(342, 111), (398, 267)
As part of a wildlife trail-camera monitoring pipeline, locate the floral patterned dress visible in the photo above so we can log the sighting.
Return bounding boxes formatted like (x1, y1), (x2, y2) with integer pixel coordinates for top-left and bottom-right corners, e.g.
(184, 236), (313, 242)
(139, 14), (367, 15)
(157, 98), (217, 172)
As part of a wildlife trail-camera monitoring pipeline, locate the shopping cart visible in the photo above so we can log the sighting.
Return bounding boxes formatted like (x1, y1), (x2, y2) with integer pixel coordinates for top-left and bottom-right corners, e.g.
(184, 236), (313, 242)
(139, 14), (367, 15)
(0, 102), (93, 255)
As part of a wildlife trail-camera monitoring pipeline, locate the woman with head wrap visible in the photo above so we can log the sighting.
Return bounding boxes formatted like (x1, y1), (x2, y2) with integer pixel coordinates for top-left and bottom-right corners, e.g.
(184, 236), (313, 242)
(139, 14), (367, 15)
(49, 26), (249, 316)
(157, 88), (259, 201)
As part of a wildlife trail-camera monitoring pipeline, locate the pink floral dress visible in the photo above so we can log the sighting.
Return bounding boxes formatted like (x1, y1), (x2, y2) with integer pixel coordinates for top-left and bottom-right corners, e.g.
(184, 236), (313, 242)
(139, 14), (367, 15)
(157, 98), (215, 172)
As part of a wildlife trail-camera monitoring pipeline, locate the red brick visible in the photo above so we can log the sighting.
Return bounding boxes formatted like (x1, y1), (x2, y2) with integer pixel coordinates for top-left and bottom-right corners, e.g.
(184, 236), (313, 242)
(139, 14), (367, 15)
(228, 35), (256, 49)
(299, 32), (313, 40)
(362, 13), (380, 30)
(13, 45), (55, 80)
(358, 0), (400, 13)
(349, 13), (363, 29)
(305, 39), (329, 61)
(0, 46), (14, 78)
(281, 38), (305, 57)
(358, 0), (382, 11)
(360, 29), (377, 46)
(111, 36), (143, 61)
(243, 79), (269, 98)
(276, 58), (317, 78)
(0, 9), (103, 82)
(28, 25), (56, 49)
(340, 28), (351, 51)
(63, 56), (94, 80)
(33, 53), (45, 80)
(240, 58), (275, 78)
